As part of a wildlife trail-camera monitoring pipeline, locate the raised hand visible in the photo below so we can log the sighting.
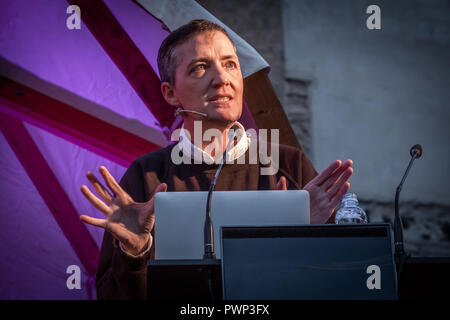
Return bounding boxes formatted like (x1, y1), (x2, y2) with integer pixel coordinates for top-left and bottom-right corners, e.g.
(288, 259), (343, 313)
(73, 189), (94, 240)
(79, 166), (167, 256)
(303, 159), (353, 224)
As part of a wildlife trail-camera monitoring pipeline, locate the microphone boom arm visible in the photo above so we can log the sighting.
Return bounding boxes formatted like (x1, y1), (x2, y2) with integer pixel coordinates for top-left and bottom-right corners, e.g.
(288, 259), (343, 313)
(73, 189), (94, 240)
(203, 126), (239, 259)
(394, 146), (421, 259)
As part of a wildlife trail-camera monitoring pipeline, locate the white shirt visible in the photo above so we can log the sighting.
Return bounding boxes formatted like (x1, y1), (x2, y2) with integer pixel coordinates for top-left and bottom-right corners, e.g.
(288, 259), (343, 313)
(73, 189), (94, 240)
(178, 121), (250, 164)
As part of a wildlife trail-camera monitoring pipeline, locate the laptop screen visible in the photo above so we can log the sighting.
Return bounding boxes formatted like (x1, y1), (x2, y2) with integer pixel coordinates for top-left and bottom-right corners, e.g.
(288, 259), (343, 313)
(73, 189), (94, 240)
(221, 224), (397, 300)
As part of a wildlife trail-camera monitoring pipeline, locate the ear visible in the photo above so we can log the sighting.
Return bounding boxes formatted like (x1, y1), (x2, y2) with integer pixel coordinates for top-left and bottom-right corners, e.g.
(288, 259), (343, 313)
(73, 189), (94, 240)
(161, 82), (180, 106)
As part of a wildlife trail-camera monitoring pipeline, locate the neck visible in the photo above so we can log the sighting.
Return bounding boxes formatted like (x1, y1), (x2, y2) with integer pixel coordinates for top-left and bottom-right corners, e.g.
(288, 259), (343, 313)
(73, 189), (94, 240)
(184, 120), (237, 155)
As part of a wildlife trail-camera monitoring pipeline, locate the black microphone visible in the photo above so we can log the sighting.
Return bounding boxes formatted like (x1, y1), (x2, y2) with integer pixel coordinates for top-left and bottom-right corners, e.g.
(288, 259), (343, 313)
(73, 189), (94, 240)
(394, 144), (423, 261)
(203, 124), (240, 260)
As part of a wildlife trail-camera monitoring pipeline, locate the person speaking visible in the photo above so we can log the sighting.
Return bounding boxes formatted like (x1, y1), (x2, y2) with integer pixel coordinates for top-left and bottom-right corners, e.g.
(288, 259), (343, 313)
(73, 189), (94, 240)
(79, 20), (353, 300)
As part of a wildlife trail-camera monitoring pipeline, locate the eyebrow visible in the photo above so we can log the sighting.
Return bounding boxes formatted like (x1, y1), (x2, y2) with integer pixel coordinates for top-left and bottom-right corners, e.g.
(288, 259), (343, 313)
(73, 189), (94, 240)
(186, 55), (238, 69)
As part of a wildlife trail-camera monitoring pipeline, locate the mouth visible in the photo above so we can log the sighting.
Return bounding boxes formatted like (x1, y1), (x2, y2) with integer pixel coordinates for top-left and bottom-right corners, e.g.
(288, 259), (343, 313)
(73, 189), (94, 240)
(207, 95), (233, 103)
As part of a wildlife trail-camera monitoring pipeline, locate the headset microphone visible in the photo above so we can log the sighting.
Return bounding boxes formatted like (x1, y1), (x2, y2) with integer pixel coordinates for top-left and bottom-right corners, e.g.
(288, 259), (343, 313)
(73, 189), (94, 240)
(174, 108), (208, 118)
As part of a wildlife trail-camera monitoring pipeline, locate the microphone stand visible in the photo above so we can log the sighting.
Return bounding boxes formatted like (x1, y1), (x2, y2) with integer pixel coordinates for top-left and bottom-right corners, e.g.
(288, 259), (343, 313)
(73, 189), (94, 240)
(203, 125), (239, 300)
(203, 128), (238, 259)
(394, 145), (422, 287)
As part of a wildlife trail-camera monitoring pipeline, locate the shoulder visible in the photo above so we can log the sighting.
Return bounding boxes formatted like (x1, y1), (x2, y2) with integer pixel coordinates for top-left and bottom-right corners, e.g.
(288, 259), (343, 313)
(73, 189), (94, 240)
(277, 142), (304, 157)
(130, 142), (177, 172)
(120, 142), (176, 185)
(276, 143), (305, 172)
(265, 140), (306, 164)
(119, 143), (177, 200)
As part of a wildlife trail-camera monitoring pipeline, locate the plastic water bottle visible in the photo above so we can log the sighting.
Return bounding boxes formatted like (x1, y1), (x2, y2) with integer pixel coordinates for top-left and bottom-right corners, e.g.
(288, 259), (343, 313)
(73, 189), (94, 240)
(335, 193), (368, 224)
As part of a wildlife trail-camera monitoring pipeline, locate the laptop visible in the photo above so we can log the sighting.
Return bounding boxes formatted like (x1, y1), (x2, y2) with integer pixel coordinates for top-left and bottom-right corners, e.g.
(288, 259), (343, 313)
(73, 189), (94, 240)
(154, 190), (310, 259)
(221, 223), (398, 300)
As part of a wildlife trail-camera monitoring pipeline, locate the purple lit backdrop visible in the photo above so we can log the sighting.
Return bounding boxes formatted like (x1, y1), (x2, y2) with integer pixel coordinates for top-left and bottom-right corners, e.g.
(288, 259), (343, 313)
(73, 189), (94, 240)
(0, 0), (262, 299)
(0, 0), (169, 299)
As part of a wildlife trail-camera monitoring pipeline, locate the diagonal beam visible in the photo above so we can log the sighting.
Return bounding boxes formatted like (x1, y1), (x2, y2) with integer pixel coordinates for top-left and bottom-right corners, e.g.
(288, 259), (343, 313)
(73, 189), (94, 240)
(0, 112), (100, 276)
(244, 69), (301, 149)
(0, 75), (161, 167)
(68, 0), (176, 129)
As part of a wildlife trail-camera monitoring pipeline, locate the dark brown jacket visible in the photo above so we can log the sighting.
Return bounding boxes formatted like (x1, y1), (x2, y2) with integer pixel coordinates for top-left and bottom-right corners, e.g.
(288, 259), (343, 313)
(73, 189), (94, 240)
(95, 141), (317, 299)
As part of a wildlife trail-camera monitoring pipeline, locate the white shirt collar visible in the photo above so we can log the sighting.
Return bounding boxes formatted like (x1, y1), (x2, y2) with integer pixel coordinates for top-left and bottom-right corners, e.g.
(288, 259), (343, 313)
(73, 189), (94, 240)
(178, 121), (250, 164)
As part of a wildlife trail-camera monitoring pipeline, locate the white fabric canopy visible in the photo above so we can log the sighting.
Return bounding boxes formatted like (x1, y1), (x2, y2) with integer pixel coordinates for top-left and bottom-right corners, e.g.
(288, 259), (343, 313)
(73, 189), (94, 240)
(138, 0), (270, 78)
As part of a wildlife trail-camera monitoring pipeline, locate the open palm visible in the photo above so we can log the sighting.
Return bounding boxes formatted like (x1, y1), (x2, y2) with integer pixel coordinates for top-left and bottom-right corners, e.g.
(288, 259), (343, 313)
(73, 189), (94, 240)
(80, 166), (167, 256)
(276, 160), (353, 224)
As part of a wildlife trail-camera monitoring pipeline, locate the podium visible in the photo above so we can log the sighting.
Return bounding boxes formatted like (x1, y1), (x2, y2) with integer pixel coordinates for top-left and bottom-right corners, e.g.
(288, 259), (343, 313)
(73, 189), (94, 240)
(147, 259), (450, 300)
(396, 257), (450, 300)
(147, 224), (412, 300)
(147, 257), (450, 300)
(147, 259), (222, 300)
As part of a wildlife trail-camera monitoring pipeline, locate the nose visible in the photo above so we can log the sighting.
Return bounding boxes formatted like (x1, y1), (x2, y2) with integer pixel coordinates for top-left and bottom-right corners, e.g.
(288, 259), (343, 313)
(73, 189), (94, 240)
(211, 65), (230, 87)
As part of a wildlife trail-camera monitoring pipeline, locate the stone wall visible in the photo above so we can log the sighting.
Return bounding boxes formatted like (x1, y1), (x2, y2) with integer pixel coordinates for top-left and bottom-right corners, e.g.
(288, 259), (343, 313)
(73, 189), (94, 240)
(360, 199), (450, 257)
(283, 0), (450, 257)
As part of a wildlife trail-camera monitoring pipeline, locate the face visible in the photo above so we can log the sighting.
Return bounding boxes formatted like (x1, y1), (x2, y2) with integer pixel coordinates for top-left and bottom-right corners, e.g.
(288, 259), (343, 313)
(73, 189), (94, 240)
(162, 31), (243, 128)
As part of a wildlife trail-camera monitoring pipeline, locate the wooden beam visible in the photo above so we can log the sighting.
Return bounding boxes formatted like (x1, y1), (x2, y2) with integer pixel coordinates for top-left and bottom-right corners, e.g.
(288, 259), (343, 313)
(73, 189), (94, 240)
(244, 70), (301, 149)
(0, 75), (161, 167)
(68, 0), (176, 129)
(0, 112), (100, 275)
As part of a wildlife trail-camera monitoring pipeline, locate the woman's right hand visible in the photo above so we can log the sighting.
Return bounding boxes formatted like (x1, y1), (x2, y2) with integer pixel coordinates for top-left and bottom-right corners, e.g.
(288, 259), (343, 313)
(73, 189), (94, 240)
(80, 166), (167, 256)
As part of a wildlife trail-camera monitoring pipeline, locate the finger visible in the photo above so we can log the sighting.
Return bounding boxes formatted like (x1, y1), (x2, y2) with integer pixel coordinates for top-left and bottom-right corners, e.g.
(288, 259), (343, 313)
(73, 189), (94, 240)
(327, 167), (353, 197)
(144, 183), (168, 213)
(87, 171), (113, 201)
(80, 185), (112, 216)
(80, 214), (107, 228)
(313, 160), (342, 186)
(322, 159), (353, 191)
(277, 176), (287, 190)
(154, 182), (168, 195)
(86, 171), (113, 204)
(329, 182), (351, 209)
(99, 166), (128, 203)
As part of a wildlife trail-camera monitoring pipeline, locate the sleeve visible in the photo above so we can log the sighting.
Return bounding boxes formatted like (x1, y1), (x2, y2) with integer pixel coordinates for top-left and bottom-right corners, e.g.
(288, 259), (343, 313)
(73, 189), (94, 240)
(277, 145), (318, 190)
(300, 151), (318, 187)
(95, 160), (150, 300)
